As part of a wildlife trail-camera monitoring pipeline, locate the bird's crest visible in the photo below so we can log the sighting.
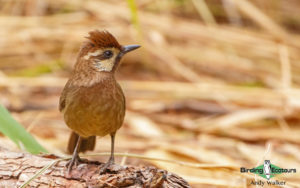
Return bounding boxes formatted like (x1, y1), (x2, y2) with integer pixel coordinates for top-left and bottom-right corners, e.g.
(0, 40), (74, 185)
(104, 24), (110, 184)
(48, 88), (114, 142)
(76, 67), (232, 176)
(86, 30), (121, 50)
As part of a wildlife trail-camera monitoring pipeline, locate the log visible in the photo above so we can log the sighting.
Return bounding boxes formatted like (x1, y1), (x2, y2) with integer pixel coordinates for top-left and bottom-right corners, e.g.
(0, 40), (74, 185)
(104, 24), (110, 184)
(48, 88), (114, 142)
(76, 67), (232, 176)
(0, 148), (191, 188)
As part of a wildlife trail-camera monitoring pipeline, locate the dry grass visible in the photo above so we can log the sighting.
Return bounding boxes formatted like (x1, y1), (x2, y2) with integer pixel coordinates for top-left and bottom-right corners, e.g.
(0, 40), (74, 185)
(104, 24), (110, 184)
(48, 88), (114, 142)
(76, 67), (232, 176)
(0, 0), (300, 187)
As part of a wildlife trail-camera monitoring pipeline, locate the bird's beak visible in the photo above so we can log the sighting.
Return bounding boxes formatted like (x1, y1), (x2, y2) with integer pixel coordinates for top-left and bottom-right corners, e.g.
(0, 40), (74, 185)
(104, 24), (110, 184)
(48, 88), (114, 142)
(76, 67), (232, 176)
(114, 45), (140, 71)
(121, 45), (141, 55)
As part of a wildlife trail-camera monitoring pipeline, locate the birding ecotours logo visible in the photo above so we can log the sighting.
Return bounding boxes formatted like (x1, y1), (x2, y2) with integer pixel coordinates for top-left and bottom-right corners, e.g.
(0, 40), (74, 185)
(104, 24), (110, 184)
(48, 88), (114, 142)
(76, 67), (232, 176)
(240, 160), (296, 180)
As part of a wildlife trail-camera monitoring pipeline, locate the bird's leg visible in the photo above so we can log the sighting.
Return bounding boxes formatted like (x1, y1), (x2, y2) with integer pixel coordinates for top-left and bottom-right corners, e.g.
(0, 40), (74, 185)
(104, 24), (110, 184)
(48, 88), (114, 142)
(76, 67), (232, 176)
(100, 132), (116, 174)
(108, 132), (116, 164)
(67, 136), (82, 174)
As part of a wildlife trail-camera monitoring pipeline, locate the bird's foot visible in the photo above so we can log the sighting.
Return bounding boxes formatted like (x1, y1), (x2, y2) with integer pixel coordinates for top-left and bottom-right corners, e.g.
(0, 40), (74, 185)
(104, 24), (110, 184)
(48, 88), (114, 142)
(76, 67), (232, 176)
(99, 157), (115, 174)
(66, 155), (82, 175)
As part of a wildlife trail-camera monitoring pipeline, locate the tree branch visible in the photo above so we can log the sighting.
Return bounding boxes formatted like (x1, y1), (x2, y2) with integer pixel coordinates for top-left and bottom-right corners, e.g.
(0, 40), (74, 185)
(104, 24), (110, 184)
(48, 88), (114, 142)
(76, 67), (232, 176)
(0, 148), (190, 187)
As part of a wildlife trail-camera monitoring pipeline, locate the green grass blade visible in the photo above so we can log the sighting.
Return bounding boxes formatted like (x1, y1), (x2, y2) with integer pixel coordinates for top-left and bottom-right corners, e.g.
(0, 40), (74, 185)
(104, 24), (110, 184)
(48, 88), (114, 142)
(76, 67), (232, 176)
(127, 0), (139, 30)
(127, 0), (144, 39)
(0, 105), (47, 154)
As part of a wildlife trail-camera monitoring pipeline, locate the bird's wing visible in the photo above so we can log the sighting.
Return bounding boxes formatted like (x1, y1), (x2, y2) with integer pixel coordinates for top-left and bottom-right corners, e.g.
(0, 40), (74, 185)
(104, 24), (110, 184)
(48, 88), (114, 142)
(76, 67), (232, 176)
(59, 80), (71, 112)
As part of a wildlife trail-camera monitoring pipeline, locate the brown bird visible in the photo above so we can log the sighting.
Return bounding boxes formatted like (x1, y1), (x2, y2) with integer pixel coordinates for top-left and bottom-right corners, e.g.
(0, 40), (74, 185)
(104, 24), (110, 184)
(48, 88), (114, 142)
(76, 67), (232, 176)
(59, 30), (140, 173)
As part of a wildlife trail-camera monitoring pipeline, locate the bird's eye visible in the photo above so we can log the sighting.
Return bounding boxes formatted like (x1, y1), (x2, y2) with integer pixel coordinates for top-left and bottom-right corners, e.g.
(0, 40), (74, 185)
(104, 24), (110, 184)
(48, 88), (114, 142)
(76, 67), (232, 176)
(103, 50), (113, 58)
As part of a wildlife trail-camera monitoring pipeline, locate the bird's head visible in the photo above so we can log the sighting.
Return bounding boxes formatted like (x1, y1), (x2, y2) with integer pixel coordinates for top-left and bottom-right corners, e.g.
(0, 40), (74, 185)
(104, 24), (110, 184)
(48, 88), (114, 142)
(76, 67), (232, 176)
(75, 30), (140, 73)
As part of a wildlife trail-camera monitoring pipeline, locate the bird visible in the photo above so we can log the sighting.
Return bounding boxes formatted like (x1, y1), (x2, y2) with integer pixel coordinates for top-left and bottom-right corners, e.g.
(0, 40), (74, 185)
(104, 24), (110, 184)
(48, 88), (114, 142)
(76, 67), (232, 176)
(59, 30), (140, 174)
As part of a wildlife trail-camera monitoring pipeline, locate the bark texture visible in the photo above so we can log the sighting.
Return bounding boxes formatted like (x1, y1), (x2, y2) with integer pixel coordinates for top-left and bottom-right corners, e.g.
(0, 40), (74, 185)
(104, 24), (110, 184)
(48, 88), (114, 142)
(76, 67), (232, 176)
(0, 148), (190, 188)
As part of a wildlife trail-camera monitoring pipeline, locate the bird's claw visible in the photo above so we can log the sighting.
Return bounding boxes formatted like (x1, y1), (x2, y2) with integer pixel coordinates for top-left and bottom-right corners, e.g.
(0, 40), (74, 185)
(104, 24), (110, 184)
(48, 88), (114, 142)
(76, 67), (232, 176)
(99, 157), (114, 174)
(66, 156), (82, 175)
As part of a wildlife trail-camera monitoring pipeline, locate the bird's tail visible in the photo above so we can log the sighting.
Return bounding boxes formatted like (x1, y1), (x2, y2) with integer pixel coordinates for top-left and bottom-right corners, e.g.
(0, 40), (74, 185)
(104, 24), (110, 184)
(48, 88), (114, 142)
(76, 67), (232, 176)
(67, 132), (96, 154)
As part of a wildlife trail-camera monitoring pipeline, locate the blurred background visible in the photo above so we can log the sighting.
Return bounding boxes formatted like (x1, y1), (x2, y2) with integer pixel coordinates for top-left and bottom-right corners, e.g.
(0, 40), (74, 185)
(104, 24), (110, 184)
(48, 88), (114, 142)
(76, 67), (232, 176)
(0, 0), (300, 187)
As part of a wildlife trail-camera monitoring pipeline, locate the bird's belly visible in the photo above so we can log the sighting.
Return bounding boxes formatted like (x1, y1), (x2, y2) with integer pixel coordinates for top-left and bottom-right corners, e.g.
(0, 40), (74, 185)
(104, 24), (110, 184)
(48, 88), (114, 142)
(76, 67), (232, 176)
(64, 89), (125, 138)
